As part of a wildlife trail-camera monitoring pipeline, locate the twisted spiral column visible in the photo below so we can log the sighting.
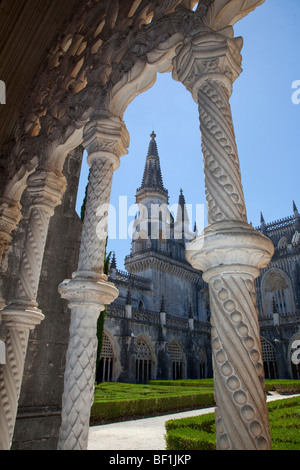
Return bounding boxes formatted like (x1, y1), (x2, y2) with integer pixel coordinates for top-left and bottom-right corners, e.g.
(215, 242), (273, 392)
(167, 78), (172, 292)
(58, 115), (129, 450)
(173, 28), (274, 450)
(0, 170), (66, 449)
(210, 271), (271, 450)
(198, 79), (247, 225)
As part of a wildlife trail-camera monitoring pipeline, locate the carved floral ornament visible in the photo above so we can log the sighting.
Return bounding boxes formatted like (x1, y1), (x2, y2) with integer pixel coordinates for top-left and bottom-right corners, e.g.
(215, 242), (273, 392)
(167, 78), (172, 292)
(0, 1), (264, 195)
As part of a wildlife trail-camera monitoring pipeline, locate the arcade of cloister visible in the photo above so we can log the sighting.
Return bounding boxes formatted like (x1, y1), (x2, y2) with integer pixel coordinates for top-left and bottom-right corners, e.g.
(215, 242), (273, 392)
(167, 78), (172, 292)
(0, 0), (280, 451)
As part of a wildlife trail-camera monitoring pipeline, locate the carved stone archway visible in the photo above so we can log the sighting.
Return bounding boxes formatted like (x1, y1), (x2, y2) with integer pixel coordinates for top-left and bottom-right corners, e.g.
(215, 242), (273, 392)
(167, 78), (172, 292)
(0, 0), (271, 451)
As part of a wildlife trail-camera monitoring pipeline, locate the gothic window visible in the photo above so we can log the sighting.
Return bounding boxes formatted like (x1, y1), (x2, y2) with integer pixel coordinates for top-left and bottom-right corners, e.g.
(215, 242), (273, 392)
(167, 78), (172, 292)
(198, 347), (207, 379)
(261, 337), (277, 379)
(97, 332), (115, 383)
(261, 268), (295, 317)
(198, 287), (210, 321)
(277, 237), (288, 250)
(168, 340), (185, 380)
(135, 336), (153, 383)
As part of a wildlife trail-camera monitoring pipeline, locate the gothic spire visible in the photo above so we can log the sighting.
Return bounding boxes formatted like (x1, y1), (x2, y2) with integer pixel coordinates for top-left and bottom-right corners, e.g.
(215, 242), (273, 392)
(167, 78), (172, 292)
(137, 132), (168, 200)
(176, 189), (190, 226)
(293, 200), (299, 215)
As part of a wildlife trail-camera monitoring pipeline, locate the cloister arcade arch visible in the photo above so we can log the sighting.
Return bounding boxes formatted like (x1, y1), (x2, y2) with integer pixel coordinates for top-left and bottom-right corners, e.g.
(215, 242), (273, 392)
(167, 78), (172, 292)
(261, 268), (295, 318)
(168, 339), (186, 379)
(0, 0), (278, 452)
(97, 328), (121, 383)
(134, 334), (156, 383)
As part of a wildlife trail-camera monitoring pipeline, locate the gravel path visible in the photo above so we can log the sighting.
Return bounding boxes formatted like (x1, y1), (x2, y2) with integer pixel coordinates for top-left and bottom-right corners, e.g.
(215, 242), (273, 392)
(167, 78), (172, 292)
(88, 393), (299, 451)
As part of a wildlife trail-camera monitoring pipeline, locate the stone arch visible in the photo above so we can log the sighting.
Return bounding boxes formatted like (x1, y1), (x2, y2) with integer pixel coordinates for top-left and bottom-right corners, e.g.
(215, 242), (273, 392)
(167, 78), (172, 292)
(134, 333), (156, 383)
(277, 237), (288, 250)
(261, 268), (295, 317)
(0, 0), (266, 264)
(1, 0), (264, 192)
(168, 338), (186, 380)
(198, 286), (210, 321)
(198, 346), (207, 378)
(0, 0), (271, 451)
(97, 328), (121, 383)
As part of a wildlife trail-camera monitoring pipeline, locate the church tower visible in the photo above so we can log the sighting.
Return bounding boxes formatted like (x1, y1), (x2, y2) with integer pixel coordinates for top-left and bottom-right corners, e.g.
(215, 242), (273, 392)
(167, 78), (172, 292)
(124, 132), (201, 315)
(133, 131), (169, 242)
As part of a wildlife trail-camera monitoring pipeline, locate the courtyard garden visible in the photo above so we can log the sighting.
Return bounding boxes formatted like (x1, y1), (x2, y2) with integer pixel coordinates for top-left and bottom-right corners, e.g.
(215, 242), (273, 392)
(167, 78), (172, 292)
(90, 379), (300, 424)
(165, 395), (300, 450)
(90, 379), (300, 450)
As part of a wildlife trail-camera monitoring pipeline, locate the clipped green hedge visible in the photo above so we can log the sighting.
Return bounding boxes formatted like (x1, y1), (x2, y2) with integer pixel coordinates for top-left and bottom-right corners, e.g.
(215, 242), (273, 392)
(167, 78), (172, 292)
(90, 380), (300, 426)
(148, 379), (214, 388)
(91, 384), (215, 424)
(166, 428), (216, 451)
(165, 412), (217, 450)
(268, 397), (300, 450)
(165, 397), (300, 451)
(265, 380), (300, 394)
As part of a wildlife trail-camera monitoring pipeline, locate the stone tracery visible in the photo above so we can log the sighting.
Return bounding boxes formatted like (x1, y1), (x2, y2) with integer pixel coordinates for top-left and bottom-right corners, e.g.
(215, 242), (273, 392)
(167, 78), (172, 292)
(0, 0), (273, 451)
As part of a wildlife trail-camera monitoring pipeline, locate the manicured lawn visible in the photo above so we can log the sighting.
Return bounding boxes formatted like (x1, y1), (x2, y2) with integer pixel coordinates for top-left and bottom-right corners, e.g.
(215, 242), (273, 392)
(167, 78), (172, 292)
(90, 379), (300, 432)
(165, 396), (300, 450)
(91, 381), (215, 424)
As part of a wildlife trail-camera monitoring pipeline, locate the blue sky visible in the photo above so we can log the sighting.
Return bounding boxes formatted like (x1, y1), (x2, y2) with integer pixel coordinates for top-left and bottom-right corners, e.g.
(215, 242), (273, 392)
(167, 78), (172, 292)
(75, 0), (300, 270)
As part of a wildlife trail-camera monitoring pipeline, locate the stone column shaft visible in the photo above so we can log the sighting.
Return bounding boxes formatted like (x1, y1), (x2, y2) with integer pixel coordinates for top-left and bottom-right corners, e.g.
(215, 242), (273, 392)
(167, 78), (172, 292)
(173, 28), (274, 450)
(0, 169), (66, 450)
(58, 115), (129, 450)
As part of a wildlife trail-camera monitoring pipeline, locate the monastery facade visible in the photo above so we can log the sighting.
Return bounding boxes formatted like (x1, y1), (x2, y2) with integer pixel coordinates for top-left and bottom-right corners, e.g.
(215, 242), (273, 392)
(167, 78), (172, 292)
(101, 133), (300, 384)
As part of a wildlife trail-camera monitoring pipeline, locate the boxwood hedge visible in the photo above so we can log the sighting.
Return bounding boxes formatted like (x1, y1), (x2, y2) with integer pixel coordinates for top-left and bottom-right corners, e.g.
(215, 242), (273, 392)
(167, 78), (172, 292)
(165, 397), (300, 451)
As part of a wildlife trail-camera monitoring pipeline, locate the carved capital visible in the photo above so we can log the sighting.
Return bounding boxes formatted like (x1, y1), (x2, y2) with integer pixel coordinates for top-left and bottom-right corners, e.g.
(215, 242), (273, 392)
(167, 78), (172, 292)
(59, 272), (119, 313)
(0, 198), (22, 259)
(26, 170), (67, 217)
(173, 27), (243, 101)
(83, 115), (129, 171)
(1, 303), (44, 330)
(186, 221), (274, 282)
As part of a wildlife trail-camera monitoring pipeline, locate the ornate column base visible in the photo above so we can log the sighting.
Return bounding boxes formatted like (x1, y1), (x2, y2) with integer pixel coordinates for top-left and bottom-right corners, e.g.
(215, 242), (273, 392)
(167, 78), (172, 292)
(186, 221), (274, 450)
(57, 272), (118, 450)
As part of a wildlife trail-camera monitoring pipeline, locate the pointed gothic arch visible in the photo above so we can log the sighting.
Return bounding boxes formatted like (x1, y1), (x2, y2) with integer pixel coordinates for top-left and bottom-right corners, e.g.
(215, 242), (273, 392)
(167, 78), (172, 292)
(261, 337), (277, 380)
(134, 334), (156, 383)
(168, 338), (186, 380)
(198, 347), (207, 379)
(96, 328), (121, 383)
(0, 0), (275, 451)
(261, 268), (295, 318)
